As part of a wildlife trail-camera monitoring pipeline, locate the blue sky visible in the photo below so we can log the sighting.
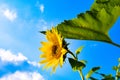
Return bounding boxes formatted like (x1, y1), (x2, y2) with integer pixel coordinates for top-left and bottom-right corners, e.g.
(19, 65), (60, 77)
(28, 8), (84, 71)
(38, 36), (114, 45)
(0, 0), (120, 80)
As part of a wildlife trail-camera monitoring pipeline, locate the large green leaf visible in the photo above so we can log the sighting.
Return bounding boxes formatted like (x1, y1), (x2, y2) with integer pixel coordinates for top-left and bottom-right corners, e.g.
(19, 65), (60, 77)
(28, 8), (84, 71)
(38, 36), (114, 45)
(56, 0), (120, 47)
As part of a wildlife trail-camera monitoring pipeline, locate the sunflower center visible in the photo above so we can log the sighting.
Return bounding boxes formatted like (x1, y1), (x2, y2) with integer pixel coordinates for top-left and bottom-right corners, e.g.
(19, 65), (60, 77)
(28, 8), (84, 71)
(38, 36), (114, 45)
(52, 45), (58, 55)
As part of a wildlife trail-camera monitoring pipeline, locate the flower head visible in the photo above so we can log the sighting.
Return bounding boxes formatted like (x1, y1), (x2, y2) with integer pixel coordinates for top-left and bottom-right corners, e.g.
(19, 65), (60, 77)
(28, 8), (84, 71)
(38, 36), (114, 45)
(39, 28), (67, 72)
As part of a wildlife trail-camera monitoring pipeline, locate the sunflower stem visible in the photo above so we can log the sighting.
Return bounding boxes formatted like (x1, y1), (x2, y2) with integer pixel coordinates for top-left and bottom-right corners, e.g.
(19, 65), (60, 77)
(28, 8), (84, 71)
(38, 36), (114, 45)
(67, 50), (85, 80)
(67, 50), (77, 59)
(79, 70), (85, 80)
(115, 61), (120, 80)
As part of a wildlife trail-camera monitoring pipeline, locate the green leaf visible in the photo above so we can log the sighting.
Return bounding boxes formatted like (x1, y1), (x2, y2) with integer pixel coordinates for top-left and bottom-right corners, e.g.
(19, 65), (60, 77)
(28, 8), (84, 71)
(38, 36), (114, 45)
(80, 60), (87, 64)
(118, 58), (120, 62)
(75, 46), (84, 55)
(56, 0), (120, 48)
(85, 67), (101, 79)
(95, 72), (115, 80)
(117, 72), (120, 78)
(89, 77), (98, 80)
(102, 74), (114, 80)
(112, 66), (118, 71)
(95, 72), (106, 77)
(68, 58), (86, 71)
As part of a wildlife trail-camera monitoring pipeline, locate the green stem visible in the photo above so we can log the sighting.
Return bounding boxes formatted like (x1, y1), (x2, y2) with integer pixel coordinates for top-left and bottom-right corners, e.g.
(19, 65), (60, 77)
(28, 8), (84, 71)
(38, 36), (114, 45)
(116, 63), (120, 80)
(79, 70), (85, 80)
(67, 50), (84, 80)
(67, 50), (77, 59)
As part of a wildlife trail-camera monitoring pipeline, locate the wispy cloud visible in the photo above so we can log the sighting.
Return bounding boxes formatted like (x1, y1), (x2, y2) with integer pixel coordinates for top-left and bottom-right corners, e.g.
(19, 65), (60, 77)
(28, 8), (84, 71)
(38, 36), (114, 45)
(2, 8), (17, 22)
(0, 71), (44, 80)
(39, 4), (44, 13)
(36, 19), (55, 31)
(36, 2), (44, 13)
(37, 19), (48, 30)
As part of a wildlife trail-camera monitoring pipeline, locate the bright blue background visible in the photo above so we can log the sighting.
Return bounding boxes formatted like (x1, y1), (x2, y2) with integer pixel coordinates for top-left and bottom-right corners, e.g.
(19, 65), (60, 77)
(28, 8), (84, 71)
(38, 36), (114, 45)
(0, 0), (120, 80)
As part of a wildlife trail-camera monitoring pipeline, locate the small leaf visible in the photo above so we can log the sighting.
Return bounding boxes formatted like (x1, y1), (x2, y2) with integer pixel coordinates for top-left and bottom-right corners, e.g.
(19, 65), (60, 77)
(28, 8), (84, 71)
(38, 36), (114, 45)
(96, 72), (115, 80)
(86, 67), (101, 79)
(80, 60), (87, 64)
(116, 72), (120, 78)
(118, 58), (120, 62)
(95, 72), (106, 77)
(92, 67), (101, 72)
(68, 58), (86, 71)
(75, 46), (84, 55)
(112, 66), (118, 71)
(102, 74), (114, 80)
(89, 77), (98, 80)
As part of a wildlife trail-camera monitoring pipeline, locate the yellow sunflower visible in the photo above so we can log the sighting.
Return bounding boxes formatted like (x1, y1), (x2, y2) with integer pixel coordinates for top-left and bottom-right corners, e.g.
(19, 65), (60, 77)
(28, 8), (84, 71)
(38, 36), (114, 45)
(39, 28), (67, 72)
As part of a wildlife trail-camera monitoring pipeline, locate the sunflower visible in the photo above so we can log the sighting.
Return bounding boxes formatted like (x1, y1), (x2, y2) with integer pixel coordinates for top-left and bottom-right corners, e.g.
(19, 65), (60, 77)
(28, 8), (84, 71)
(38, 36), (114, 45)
(39, 28), (67, 72)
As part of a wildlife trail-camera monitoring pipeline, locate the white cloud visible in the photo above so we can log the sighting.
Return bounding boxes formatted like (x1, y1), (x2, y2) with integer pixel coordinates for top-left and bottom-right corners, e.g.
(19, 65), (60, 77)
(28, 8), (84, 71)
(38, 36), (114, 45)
(40, 4), (44, 13)
(0, 71), (44, 80)
(2, 8), (17, 22)
(0, 48), (40, 67)
(0, 48), (27, 62)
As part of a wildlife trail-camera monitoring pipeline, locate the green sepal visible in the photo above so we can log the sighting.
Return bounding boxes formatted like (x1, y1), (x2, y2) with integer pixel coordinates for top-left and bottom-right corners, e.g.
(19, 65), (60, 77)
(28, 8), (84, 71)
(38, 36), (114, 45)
(40, 31), (46, 34)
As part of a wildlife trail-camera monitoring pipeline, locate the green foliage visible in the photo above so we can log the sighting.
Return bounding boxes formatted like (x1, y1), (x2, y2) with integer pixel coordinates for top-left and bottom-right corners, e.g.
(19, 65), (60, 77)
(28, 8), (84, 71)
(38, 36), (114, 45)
(95, 72), (115, 80)
(113, 66), (118, 71)
(114, 58), (120, 80)
(89, 77), (98, 80)
(68, 58), (86, 71)
(118, 58), (120, 62)
(117, 72), (120, 78)
(102, 74), (114, 80)
(75, 46), (84, 55)
(85, 67), (101, 79)
(56, 0), (120, 47)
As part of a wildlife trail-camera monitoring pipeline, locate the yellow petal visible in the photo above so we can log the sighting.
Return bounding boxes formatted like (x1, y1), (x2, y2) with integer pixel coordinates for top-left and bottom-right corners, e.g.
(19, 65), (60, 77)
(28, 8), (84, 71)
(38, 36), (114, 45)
(40, 57), (53, 64)
(59, 56), (63, 67)
(44, 58), (57, 69)
(52, 61), (59, 72)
